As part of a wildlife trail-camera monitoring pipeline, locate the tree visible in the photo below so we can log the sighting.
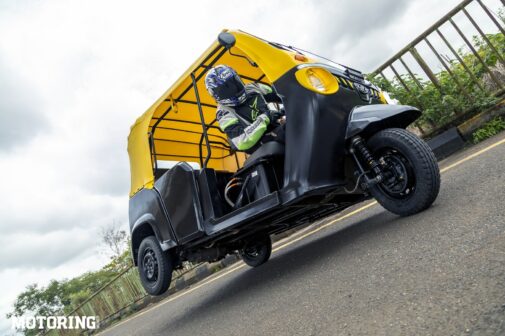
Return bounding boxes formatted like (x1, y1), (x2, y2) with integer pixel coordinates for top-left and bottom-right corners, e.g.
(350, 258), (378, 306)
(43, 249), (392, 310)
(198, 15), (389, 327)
(8, 222), (132, 334)
(6, 281), (65, 335)
(101, 220), (128, 259)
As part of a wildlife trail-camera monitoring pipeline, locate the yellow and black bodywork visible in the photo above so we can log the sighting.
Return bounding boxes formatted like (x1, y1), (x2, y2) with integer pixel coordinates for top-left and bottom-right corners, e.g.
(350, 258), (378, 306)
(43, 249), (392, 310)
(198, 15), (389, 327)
(128, 30), (424, 292)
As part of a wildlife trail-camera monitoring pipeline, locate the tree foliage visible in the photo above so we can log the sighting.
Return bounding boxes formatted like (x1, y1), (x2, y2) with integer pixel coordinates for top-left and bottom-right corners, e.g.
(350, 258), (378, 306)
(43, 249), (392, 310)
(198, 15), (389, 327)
(7, 222), (132, 335)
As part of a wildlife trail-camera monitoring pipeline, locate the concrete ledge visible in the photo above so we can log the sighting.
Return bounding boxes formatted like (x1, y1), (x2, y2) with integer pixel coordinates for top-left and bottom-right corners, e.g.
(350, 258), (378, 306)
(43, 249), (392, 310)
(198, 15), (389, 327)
(427, 127), (466, 160)
(174, 277), (186, 291)
(457, 99), (505, 139)
(194, 264), (212, 281)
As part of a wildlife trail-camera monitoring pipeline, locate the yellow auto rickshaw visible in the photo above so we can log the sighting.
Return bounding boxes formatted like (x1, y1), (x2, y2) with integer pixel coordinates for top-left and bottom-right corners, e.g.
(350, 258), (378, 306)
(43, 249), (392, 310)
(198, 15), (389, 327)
(127, 30), (440, 295)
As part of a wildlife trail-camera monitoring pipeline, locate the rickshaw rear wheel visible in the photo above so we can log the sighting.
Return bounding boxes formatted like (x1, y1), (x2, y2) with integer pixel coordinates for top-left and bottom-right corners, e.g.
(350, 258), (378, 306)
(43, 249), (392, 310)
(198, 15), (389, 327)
(367, 128), (440, 216)
(138, 236), (173, 296)
(240, 235), (272, 267)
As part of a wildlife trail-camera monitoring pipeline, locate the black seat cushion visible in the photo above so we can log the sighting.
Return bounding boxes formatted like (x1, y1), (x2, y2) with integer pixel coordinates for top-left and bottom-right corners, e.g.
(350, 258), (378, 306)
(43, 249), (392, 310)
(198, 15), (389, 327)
(242, 141), (285, 171)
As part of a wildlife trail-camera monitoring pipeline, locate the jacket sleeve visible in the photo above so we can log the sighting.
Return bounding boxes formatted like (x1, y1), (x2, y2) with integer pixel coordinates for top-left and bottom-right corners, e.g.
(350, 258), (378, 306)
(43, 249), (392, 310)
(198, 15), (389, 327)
(256, 83), (283, 103)
(217, 108), (270, 151)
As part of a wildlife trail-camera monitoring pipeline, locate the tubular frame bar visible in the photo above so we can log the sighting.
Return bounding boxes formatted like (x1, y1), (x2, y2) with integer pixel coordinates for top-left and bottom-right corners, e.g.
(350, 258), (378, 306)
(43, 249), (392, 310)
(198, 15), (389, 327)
(191, 72), (212, 168)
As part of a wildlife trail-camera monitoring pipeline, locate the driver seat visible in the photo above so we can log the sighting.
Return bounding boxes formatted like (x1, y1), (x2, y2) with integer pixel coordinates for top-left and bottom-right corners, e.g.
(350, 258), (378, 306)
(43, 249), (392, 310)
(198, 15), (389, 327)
(231, 141), (285, 205)
(241, 141), (285, 171)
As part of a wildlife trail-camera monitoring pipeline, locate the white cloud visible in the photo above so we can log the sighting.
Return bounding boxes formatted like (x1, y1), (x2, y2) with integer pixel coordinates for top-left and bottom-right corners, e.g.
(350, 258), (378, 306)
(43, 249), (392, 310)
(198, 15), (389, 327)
(0, 229), (97, 268)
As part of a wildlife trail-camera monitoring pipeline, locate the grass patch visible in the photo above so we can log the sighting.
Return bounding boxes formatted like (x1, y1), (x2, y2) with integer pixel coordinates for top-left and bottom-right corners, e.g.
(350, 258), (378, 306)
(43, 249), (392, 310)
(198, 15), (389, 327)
(472, 116), (505, 143)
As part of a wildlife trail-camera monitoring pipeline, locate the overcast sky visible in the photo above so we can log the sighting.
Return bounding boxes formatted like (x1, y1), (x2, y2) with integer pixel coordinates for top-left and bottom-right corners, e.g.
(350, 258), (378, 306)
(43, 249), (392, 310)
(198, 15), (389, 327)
(0, 0), (503, 333)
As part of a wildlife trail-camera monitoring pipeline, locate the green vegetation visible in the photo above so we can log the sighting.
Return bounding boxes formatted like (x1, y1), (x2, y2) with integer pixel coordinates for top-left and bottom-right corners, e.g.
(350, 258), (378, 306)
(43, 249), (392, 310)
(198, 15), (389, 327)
(6, 225), (132, 335)
(6, 252), (132, 336)
(369, 12), (504, 134)
(472, 116), (505, 143)
(10, 253), (130, 314)
(7, 223), (198, 335)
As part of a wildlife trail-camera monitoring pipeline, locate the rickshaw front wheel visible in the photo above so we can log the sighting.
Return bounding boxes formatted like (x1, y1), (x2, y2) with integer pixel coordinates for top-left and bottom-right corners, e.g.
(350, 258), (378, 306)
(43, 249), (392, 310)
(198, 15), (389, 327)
(367, 128), (440, 216)
(240, 235), (272, 267)
(138, 236), (173, 296)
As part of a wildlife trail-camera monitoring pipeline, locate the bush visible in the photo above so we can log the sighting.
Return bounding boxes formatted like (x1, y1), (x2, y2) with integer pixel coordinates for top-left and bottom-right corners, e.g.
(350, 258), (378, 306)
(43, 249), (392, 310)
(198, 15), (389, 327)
(472, 116), (505, 143)
(369, 29), (504, 134)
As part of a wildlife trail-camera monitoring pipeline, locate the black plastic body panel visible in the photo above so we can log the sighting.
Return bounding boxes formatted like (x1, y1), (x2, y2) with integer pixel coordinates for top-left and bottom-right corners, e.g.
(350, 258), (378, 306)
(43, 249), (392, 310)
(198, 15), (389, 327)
(235, 161), (280, 205)
(154, 162), (205, 244)
(206, 192), (282, 235)
(129, 188), (176, 243)
(129, 187), (177, 265)
(273, 66), (383, 203)
(345, 104), (421, 139)
(197, 168), (231, 221)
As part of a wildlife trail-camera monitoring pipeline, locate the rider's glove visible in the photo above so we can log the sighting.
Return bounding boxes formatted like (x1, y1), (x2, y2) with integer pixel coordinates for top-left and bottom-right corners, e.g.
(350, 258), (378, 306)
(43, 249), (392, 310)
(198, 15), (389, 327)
(264, 110), (283, 124)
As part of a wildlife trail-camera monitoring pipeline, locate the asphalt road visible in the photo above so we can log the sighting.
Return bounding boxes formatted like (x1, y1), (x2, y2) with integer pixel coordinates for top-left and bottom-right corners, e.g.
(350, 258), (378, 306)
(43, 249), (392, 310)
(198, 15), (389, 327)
(103, 133), (505, 336)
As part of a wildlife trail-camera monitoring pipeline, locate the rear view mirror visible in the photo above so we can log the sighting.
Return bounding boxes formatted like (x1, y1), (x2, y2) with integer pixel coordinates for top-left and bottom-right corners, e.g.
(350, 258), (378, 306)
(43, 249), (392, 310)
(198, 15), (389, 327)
(218, 32), (236, 50)
(218, 32), (257, 67)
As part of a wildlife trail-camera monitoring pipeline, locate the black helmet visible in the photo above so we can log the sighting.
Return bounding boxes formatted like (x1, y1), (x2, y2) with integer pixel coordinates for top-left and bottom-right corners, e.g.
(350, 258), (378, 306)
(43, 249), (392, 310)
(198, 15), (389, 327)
(204, 65), (246, 106)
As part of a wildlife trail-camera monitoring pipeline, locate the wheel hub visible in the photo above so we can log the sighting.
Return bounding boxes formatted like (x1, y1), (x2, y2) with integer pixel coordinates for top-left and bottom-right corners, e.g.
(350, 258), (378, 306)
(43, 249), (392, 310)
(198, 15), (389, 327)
(243, 244), (260, 258)
(142, 249), (158, 282)
(379, 150), (415, 198)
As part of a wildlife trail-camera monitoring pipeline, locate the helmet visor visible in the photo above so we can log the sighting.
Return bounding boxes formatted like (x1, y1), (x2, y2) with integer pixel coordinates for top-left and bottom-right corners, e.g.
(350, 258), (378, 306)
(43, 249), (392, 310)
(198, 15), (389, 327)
(212, 76), (245, 101)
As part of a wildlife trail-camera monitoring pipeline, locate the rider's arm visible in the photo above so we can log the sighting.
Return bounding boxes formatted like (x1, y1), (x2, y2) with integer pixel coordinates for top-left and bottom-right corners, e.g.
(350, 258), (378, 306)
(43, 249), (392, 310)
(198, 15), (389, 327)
(253, 83), (283, 104)
(217, 108), (270, 151)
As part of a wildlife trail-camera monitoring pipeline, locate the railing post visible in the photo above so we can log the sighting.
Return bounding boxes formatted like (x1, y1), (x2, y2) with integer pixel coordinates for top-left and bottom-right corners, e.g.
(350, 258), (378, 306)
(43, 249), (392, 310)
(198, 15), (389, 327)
(462, 8), (505, 66)
(424, 37), (473, 104)
(399, 57), (424, 89)
(449, 18), (503, 89)
(389, 64), (415, 95)
(409, 46), (444, 94)
(476, 0), (505, 36)
(378, 71), (394, 92)
(436, 28), (487, 93)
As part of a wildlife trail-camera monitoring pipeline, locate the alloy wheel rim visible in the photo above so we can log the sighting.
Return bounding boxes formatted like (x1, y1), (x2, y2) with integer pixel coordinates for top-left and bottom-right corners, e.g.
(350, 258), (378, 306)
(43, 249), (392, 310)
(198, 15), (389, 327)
(142, 248), (159, 282)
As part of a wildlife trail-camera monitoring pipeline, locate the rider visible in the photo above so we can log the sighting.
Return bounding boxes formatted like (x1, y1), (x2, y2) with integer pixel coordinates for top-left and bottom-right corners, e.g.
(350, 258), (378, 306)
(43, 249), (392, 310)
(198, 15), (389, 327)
(204, 65), (285, 154)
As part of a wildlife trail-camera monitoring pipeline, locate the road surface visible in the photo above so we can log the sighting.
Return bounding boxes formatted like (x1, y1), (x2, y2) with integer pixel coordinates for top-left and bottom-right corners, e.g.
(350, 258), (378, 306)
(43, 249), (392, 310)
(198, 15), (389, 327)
(102, 133), (505, 336)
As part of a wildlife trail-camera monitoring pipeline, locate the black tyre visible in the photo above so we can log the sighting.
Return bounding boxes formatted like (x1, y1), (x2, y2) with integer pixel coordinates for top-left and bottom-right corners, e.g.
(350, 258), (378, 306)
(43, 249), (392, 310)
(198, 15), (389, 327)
(367, 128), (440, 216)
(138, 236), (173, 296)
(240, 235), (272, 267)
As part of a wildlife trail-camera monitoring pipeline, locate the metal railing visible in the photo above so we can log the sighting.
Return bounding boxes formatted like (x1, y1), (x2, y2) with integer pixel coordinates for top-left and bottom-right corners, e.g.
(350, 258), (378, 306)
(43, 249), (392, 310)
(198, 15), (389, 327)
(42, 263), (203, 335)
(370, 0), (505, 136)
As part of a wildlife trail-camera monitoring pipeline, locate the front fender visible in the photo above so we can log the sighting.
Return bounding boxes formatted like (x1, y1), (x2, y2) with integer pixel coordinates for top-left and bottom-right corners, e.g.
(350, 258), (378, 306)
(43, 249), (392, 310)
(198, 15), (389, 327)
(345, 104), (421, 139)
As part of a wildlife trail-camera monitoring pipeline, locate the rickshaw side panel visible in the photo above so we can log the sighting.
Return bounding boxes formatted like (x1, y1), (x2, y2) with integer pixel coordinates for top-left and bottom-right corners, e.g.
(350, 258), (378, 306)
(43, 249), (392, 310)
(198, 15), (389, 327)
(154, 162), (205, 244)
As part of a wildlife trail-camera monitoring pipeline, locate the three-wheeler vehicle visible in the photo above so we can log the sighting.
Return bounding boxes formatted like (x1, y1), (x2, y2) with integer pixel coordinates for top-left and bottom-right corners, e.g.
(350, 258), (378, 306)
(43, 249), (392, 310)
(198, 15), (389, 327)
(128, 30), (440, 295)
